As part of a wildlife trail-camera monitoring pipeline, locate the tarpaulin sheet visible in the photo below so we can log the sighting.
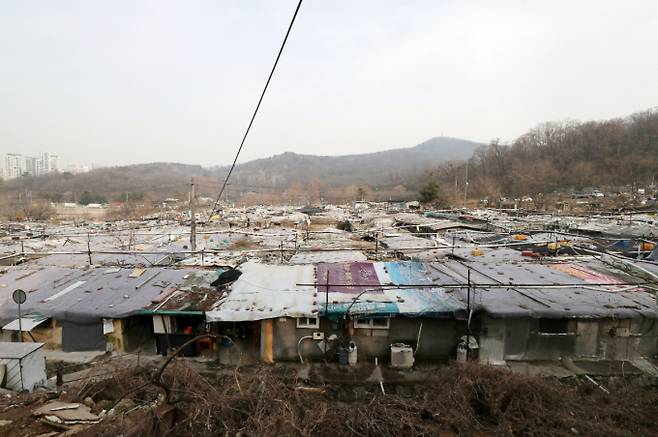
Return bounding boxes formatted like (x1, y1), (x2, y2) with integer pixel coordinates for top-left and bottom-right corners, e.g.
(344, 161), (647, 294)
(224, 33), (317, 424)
(318, 261), (392, 318)
(316, 262), (382, 294)
(318, 262), (466, 318)
(381, 262), (465, 317)
(205, 262), (317, 322)
(60, 320), (105, 351)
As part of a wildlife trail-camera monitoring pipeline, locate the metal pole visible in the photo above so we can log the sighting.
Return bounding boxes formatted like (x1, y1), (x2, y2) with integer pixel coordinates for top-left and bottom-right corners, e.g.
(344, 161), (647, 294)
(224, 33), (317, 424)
(56, 364), (63, 387)
(324, 271), (329, 355)
(87, 232), (92, 265)
(19, 357), (24, 391)
(17, 300), (22, 343)
(452, 234), (456, 256)
(375, 231), (379, 255)
(190, 177), (197, 251)
(466, 268), (471, 360)
(464, 162), (469, 208)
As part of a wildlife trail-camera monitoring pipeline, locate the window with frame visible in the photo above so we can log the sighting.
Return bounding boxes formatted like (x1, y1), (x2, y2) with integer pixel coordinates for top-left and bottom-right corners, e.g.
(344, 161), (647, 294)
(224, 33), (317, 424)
(296, 317), (320, 329)
(536, 319), (575, 337)
(537, 318), (569, 334)
(354, 318), (390, 329)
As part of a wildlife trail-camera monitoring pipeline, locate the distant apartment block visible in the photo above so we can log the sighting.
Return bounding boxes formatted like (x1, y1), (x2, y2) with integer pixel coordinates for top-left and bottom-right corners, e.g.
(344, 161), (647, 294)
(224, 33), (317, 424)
(0, 152), (59, 180)
(2, 153), (25, 180)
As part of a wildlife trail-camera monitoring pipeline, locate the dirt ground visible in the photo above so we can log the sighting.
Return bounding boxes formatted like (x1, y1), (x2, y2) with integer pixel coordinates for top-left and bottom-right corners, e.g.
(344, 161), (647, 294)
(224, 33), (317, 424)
(1, 361), (657, 437)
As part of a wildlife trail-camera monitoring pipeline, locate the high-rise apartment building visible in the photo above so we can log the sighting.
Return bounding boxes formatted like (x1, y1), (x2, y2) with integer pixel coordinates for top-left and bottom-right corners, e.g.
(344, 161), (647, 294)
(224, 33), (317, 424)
(1, 153), (60, 180)
(3, 153), (25, 179)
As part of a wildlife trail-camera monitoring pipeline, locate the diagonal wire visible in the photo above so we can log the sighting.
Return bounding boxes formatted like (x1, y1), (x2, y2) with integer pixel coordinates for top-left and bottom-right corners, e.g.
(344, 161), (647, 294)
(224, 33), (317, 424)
(208, 0), (304, 220)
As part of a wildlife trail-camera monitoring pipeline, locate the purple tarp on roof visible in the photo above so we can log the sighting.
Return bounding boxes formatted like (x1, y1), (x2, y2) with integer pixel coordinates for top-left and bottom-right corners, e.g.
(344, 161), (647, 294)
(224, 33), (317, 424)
(316, 262), (382, 294)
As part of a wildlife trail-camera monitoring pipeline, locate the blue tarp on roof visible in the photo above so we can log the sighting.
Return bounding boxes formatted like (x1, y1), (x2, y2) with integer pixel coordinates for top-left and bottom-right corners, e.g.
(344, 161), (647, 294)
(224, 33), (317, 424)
(317, 261), (466, 319)
(384, 262), (466, 317)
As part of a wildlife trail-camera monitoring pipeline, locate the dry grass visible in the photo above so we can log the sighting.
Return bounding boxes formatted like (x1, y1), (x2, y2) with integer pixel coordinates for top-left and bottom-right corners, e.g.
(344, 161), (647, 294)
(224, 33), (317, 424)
(67, 362), (658, 437)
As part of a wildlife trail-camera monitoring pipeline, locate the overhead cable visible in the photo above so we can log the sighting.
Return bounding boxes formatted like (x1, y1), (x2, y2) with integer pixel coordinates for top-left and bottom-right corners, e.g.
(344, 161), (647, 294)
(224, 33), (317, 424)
(208, 0), (304, 220)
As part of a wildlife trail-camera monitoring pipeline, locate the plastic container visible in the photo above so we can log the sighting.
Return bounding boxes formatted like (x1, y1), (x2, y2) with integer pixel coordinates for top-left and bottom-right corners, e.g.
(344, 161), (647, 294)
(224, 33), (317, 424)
(390, 343), (414, 368)
(347, 341), (357, 366)
(456, 343), (467, 363)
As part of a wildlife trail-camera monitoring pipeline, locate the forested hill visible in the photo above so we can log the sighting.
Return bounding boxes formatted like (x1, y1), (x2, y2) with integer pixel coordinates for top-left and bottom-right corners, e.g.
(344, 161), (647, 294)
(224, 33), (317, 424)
(214, 137), (481, 188)
(430, 108), (658, 199)
(5, 108), (657, 205)
(0, 137), (481, 202)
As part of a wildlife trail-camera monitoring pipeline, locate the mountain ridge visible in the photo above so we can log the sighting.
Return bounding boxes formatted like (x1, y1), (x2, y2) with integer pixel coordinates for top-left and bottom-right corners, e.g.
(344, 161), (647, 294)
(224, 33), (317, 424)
(213, 136), (476, 165)
(1, 136), (483, 202)
(213, 136), (482, 188)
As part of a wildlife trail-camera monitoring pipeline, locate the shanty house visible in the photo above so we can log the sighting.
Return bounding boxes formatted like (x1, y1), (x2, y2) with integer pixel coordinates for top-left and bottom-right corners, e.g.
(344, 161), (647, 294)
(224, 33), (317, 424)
(206, 261), (467, 364)
(429, 259), (658, 365)
(0, 265), (218, 353)
(207, 257), (658, 368)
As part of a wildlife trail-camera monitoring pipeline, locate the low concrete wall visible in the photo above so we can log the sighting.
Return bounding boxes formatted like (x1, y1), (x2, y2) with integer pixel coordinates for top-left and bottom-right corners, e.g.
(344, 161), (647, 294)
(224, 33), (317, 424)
(54, 206), (110, 219)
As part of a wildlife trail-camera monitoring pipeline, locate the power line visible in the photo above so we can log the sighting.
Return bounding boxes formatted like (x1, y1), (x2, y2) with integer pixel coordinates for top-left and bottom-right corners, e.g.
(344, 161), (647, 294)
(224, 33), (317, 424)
(208, 0), (304, 220)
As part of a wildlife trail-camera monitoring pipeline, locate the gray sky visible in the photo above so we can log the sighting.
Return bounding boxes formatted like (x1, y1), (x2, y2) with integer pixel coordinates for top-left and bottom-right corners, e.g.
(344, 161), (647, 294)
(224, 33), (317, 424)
(1, 0), (657, 168)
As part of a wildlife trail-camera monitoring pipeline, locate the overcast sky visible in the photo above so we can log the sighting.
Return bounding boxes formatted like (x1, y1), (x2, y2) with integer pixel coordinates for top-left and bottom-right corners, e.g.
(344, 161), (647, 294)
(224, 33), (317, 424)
(1, 0), (657, 167)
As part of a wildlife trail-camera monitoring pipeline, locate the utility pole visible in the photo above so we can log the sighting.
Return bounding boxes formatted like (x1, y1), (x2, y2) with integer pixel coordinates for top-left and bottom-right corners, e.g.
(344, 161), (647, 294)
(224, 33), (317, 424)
(375, 230), (379, 255)
(87, 232), (92, 265)
(466, 268), (471, 360)
(463, 162), (469, 208)
(190, 177), (197, 251)
(324, 271), (329, 354)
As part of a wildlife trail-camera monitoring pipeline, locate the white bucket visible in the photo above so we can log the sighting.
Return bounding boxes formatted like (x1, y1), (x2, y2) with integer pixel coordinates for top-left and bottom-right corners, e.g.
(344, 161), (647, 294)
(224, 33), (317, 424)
(347, 341), (357, 366)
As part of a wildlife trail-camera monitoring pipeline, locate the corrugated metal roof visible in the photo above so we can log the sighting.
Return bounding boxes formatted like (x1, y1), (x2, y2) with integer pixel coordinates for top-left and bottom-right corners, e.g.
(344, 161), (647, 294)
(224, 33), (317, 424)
(2, 316), (48, 332)
(394, 213), (485, 231)
(379, 233), (438, 251)
(213, 259), (657, 321)
(3, 253), (656, 325)
(435, 260), (658, 319)
(289, 250), (367, 264)
(0, 342), (44, 359)
(0, 266), (217, 324)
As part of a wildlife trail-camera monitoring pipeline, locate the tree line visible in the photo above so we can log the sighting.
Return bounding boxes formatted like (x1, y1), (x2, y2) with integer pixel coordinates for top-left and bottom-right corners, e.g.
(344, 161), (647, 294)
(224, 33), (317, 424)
(418, 108), (658, 204)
